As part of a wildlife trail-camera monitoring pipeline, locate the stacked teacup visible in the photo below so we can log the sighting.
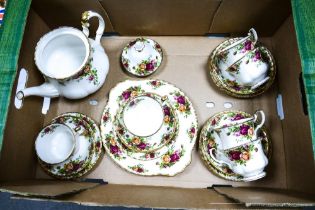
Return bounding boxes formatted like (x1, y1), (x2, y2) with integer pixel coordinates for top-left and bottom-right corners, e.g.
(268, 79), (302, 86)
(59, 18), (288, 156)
(209, 110), (268, 180)
(216, 28), (270, 90)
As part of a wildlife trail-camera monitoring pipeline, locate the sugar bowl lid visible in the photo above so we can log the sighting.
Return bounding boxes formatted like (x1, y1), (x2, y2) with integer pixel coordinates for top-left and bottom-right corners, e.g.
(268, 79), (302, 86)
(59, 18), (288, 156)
(121, 38), (163, 77)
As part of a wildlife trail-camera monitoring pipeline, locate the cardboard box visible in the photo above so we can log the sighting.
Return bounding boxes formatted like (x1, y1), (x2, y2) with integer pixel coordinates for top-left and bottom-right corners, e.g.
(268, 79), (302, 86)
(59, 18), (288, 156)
(0, 0), (314, 208)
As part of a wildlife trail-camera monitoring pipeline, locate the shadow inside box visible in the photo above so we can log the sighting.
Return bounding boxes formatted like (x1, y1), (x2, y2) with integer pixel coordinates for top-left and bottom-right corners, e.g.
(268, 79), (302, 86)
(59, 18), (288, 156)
(0, 192), (154, 210)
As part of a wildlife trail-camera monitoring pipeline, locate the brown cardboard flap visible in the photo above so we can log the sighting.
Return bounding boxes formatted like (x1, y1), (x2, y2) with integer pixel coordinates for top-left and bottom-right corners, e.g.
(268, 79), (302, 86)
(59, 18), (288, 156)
(209, 0), (291, 36)
(99, 0), (221, 35)
(272, 16), (315, 194)
(214, 187), (315, 207)
(38, 184), (244, 209)
(0, 180), (100, 198)
(32, 0), (114, 33)
(0, 9), (49, 182)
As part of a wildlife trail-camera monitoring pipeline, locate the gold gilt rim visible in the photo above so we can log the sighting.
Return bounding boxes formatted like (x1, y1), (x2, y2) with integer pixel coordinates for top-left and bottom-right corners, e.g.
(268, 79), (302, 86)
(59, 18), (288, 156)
(100, 79), (199, 177)
(38, 112), (103, 180)
(114, 92), (178, 153)
(198, 110), (272, 182)
(209, 38), (277, 98)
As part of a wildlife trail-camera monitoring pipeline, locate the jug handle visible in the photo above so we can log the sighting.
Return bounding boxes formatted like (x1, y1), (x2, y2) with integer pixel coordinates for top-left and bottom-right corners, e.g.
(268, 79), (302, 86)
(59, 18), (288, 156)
(81, 11), (105, 45)
(253, 110), (265, 135)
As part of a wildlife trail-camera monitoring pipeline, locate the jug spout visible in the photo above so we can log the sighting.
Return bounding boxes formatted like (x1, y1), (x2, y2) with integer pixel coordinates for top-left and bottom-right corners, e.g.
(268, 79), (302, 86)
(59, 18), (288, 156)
(16, 82), (59, 100)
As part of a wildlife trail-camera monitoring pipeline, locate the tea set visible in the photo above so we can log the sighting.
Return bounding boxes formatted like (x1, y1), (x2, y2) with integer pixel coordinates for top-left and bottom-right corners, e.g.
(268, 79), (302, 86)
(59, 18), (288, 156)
(16, 11), (274, 180)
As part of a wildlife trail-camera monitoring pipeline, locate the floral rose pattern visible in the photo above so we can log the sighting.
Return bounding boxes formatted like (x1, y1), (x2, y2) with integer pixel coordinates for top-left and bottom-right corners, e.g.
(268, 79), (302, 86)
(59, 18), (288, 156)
(102, 111), (110, 123)
(122, 38), (162, 76)
(75, 56), (100, 86)
(159, 145), (185, 168)
(171, 91), (191, 117)
(224, 121), (254, 141)
(41, 124), (58, 137)
(124, 136), (150, 151)
(225, 143), (257, 165)
(147, 80), (164, 89)
(128, 164), (148, 173)
(134, 59), (159, 76)
(153, 43), (162, 53)
(106, 134), (125, 160)
(56, 159), (85, 174)
(118, 86), (143, 102)
(187, 124), (197, 142)
(121, 57), (130, 69)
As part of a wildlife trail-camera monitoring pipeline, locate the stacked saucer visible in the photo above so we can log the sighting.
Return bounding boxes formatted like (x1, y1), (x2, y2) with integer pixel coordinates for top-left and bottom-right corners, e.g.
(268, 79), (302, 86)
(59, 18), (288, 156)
(199, 110), (272, 181)
(100, 79), (198, 176)
(209, 29), (276, 98)
(36, 112), (102, 180)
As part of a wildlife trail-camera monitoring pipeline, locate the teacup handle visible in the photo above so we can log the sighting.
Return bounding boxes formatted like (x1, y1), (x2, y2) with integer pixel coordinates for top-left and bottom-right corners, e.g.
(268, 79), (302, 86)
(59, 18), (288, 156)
(219, 28), (258, 53)
(253, 110), (265, 135)
(81, 11), (105, 45)
(209, 148), (233, 168)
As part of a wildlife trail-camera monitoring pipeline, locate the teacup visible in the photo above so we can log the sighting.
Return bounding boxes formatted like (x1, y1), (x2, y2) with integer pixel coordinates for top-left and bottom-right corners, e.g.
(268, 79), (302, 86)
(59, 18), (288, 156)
(225, 48), (269, 88)
(122, 94), (164, 137)
(213, 110), (265, 150)
(217, 28), (258, 72)
(209, 138), (268, 179)
(35, 123), (75, 164)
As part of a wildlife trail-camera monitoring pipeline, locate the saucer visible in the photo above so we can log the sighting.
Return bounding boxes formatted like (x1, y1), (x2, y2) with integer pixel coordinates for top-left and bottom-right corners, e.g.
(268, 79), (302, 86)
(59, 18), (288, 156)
(121, 38), (163, 77)
(114, 93), (177, 153)
(209, 38), (276, 98)
(199, 110), (271, 181)
(100, 79), (197, 176)
(38, 112), (102, 179)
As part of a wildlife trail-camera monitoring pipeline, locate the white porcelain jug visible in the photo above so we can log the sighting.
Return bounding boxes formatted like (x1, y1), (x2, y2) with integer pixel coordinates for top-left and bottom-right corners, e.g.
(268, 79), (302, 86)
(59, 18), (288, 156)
(16, 11), (109, 102)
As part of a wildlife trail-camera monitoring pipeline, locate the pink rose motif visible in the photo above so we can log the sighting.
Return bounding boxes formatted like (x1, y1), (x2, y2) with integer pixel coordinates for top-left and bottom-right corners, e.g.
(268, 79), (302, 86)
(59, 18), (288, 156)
(254, 51), (261, 60)
(163, 106), (171, 116)
(72, 163), (81, 171)
(44, 127), (51, 133)
(103, 114), (108, 122)
(244, 40), (252, 51)
(229, 150), (241, 160)
(137, 142), (147, 150)
(233, 86), (241, 91)
(122, 91), (131, 100)
(190, 127), (196, 134)
(89, 75), (94, 81)
(211, 119), (216, 126)
(110, 145), (119, 154)
(170, 151), (180, 162)
(232, 114), (244, 121)
(150, 153), (155, 158)
(239, 124), (250, 135)
(151, 81), (157, 86)
(96, 141), (101, 148)
(77, 120), (84, 126)
(129, 40), (137, 47)
(146, 62), (155, 71)
(176, 96), (186, 105)
(137, 168), (144, 173)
